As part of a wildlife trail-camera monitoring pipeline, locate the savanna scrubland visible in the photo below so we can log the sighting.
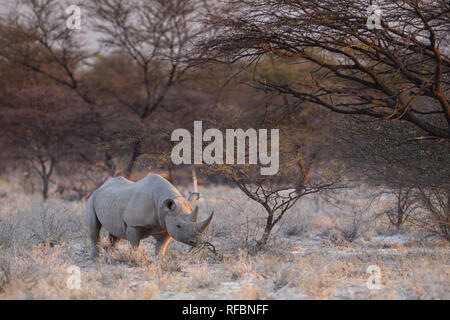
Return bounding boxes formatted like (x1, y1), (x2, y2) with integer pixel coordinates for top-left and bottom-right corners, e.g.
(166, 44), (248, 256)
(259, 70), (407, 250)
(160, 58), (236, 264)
(0, 0), (449, 299)
(0, 177), (448, 299)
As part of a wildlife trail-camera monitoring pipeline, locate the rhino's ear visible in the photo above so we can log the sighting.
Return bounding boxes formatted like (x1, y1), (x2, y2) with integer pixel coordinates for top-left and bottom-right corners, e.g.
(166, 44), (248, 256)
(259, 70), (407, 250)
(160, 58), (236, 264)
(187, 192), (200, 204)
(162, 199), (176, 212)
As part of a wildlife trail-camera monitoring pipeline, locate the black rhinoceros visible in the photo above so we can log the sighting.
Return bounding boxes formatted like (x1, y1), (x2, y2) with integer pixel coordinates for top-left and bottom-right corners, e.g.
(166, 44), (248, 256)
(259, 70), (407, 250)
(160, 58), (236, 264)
(86, 174), (213, 258)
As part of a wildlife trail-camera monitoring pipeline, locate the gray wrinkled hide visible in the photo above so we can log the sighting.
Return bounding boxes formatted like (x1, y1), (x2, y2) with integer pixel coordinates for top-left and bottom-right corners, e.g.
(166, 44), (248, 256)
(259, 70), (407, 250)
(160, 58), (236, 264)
(86, 174), (210, 258)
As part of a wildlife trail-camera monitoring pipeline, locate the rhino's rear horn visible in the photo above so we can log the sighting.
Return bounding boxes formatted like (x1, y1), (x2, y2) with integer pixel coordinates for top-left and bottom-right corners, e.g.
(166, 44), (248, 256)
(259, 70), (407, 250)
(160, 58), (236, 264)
(189, 206), (198, 222)
(187, 192), (200, 203)
(195, 211), (214, 233)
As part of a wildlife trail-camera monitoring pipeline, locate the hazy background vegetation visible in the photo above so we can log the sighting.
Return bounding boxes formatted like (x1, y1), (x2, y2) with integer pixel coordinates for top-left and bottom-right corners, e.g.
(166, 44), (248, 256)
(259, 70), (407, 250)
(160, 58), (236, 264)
(0, 0), (448, 299)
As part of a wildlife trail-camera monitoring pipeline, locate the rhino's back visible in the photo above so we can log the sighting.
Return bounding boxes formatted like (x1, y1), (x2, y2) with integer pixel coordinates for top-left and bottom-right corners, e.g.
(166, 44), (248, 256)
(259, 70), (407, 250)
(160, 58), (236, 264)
(136, 174), (182, 199)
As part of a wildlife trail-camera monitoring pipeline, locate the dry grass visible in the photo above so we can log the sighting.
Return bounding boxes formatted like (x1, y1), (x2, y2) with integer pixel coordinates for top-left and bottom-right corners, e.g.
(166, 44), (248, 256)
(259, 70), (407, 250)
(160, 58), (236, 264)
(0, 180), (448, 299)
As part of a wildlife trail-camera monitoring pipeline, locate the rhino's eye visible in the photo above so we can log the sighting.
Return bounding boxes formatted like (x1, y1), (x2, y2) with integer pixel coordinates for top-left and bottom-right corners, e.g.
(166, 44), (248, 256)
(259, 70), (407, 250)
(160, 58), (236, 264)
(176, 225), (182, 229)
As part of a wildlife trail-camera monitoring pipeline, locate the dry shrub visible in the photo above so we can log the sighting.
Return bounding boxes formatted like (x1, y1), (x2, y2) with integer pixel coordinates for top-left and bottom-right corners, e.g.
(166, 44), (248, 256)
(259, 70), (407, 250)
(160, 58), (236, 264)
(161, 258), (183, 273)
(141, 282), (160, 299)
(0, 184), (448, 299)
(102, 246), (155, 270)
(284, 223), (308, 237)
(281, 209), (315, 238)
(270, 264), (299, 291)
(224, 250), (253, 278)
(188, 263), (219, 289)
(295, 253), (348, 298)
(0, 220), (15, 248)
(238, 276), (263, 299)
(29, 203), (70, 245)
(250, 253), (299, 292)
(0, 258), (10, 293)
(1, 244), (73, 299)
(414, 188), (449, 242)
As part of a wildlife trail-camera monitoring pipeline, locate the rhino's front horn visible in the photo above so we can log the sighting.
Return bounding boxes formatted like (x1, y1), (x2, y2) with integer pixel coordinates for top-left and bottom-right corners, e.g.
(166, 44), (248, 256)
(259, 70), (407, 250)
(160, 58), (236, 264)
(195, 211), (214, 233)
(189, 206), (198, 222)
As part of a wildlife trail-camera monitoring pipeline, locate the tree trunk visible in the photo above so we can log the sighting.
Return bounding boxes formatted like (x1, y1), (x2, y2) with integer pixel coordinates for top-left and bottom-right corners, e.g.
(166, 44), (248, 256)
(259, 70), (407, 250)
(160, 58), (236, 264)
(124, 138), (142, 178)
(395, 209), (404, 232)
(258, 212), (274, 247)
(447, 187), (449, 217)
(445, 186), (450, 241)
(42, 176), (49, 201)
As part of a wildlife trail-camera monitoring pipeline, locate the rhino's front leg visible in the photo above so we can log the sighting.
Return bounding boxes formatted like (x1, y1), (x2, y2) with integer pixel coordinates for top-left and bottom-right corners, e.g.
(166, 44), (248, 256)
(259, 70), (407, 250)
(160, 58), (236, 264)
(153, 233), (171, 257)
(126, 227), (142, 251)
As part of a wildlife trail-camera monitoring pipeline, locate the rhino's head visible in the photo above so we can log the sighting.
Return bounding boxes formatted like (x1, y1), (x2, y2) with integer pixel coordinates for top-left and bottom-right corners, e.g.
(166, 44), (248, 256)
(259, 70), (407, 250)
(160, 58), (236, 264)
(162, 194), (213, 247)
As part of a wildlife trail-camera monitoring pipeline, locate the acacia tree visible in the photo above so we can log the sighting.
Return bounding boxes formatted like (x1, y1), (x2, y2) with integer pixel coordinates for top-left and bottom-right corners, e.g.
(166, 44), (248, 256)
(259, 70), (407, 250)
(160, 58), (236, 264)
(228, 148), (340, 248)
(0, 0), (219, 178)
(336, 115), (449, 237)
(0, 85), (95, 200)
(204, 102), (343, 248)
(201, 0), (449, 139)
(199, 0), (449, 239)
(0, 0), (116, 178)
(84, 0), (218, 176)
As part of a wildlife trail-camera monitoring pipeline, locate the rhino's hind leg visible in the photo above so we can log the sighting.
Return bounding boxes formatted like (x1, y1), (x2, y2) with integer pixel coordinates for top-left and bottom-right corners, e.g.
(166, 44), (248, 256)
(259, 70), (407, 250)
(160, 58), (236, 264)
(87, 200), (101, 259)
(153, 233), (171, 257)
